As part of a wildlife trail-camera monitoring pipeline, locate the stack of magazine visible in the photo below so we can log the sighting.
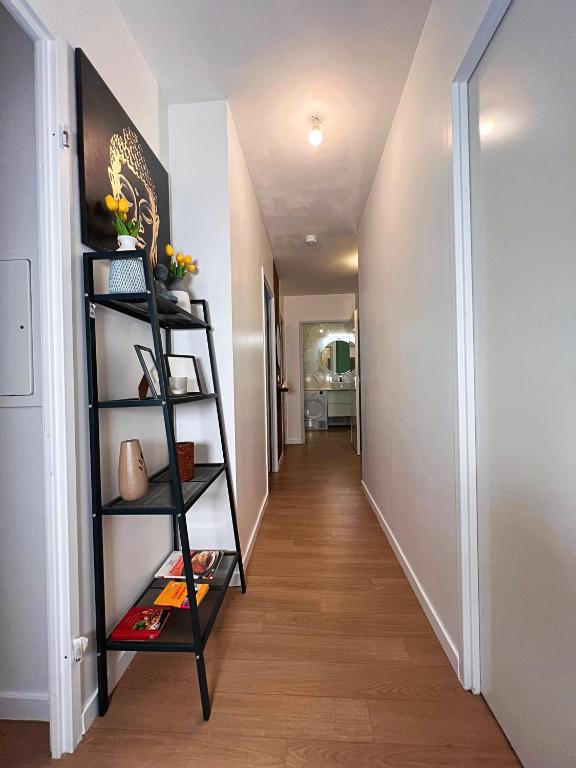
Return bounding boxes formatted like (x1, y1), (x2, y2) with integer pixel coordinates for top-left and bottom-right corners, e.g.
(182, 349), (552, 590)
(154, 549), (224, 581)
(110, 550), (223, 643)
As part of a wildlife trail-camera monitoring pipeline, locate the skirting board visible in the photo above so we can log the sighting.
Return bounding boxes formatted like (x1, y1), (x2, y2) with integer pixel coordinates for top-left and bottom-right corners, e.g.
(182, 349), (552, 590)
(81, 648), (134, 735)
(285, 438), (304, 445)
(0, 690), (49, 721)
(362, 481), (460, 676)
(231, 493), (268, 586)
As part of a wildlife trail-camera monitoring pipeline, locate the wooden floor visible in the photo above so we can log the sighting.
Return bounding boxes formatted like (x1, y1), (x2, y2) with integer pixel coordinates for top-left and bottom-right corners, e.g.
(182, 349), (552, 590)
(1, 428), (521, 767)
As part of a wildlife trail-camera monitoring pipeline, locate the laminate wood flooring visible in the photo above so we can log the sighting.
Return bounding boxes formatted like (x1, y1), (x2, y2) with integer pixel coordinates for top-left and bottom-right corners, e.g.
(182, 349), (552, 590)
(0, 428), (521, 767)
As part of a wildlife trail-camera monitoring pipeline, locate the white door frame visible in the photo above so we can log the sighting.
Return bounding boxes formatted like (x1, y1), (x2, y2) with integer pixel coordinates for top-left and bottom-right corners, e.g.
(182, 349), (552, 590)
(3, 0), (80, 756)
(452, 0), (513, 693)
(352, 308), (361, 456)
(262, 270), (279, 473)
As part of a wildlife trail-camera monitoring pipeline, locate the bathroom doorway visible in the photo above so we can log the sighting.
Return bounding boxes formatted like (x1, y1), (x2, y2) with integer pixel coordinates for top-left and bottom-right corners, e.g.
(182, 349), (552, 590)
(300, 321), (357, 445)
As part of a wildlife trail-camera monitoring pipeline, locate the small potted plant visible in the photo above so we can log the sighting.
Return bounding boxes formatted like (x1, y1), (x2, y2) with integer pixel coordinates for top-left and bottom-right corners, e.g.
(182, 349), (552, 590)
(165, 244), (198, 313)
(105, 195), (146, 293)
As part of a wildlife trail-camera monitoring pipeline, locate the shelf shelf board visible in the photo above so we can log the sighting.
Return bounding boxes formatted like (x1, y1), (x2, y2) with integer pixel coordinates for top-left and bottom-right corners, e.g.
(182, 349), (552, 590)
(105, 553), (239, 652)
(101, 462), (226, 515)
(90, 293), (209, 329)
(98, 393), (217, 408)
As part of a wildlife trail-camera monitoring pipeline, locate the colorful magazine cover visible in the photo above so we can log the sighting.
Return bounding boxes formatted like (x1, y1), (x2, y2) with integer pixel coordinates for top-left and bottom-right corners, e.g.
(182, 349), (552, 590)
(154, 580), (209, 609)
(154, 550), (223, 580)
(111, 606), (171, 641)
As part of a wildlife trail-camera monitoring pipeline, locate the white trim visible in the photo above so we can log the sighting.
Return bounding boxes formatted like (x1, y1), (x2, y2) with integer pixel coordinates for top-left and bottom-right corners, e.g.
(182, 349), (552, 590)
(262, 269), (279, 473)
(1, 0), (80, 756)
(352, 307), (361, 456)
(452, 0), (513, 694)
(285, 437), (304, 445)
(0, 691), (50, 721)
(363, 482), (460, 674)
(242, 493), (269, 567)
(81, 650), (134, 736)
(230, 492), (268, 587)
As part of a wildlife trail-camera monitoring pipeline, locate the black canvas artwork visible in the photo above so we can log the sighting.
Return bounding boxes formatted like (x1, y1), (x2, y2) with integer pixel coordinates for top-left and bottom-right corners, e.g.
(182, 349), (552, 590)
(75, 49), (170, 266)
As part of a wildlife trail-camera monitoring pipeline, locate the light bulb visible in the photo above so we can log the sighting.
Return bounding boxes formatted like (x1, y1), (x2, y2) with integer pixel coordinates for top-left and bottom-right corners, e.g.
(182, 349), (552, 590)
(308, 117), (324, 146)
(308, 124), (323, 146)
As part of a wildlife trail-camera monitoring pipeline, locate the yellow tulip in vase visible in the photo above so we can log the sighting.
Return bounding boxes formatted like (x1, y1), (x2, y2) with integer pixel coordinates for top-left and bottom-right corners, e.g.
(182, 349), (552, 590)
(104, 194), (146, 293)
(165, 244), (198, 314)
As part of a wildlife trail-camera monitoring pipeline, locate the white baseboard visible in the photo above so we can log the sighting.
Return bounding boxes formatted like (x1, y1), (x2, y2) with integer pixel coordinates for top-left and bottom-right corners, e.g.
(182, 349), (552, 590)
(285, 437), (303, 444)
(362, 481), (460, 676)
(81, 649), (135, 735)
(0, 690), (49, 721)
(231, 492), (268, 587)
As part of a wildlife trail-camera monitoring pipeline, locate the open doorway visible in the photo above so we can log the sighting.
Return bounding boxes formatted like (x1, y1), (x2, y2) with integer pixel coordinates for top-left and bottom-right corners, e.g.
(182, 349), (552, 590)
(0, 0), (80, 757)
(300, 321), (358, 445)
(0, 1), (50, 730)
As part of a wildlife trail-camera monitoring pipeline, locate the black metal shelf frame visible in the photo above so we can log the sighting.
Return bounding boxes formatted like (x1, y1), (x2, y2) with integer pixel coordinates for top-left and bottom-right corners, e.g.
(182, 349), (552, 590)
(83, 250), (246, 722)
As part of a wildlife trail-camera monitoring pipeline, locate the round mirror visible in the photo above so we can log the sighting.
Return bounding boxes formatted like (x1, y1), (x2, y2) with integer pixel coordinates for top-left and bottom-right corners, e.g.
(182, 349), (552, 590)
(320, 339), (355, 375)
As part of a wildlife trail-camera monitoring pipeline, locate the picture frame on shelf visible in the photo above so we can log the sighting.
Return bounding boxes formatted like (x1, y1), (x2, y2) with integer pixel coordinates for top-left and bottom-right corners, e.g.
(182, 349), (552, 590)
(165, 354), (203, 395)
(134, 345), (161, 398)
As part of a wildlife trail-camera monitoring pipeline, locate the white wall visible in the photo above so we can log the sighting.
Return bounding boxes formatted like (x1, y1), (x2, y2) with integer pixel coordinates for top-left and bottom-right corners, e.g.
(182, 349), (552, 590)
(0, 4), (48, 720)
(284, 293), (355, 444)
(169, 101), (236, 552)
(358, 0), (491, 671)
(169, 101), (271, 564)
(227, 108), (273, 553)
(20, 0), (171, 734)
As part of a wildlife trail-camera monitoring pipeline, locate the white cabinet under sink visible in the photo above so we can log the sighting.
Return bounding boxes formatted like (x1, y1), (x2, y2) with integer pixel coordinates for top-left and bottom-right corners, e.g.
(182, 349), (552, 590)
(327, 389), (353, 422)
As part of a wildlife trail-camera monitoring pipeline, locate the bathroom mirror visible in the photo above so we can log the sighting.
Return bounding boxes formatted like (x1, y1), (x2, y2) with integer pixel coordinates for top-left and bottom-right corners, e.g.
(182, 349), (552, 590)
(320, 339), (355, 374)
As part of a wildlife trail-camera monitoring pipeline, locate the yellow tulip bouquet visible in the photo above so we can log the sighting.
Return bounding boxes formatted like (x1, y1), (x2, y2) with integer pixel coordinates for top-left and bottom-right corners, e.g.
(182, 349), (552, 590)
(104, 194), (140, 238)
(165, 244), (198, 280)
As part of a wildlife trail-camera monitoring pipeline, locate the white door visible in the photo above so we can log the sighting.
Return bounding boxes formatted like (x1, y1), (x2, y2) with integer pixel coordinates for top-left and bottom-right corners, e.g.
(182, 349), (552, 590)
(469, 1), (576, 765)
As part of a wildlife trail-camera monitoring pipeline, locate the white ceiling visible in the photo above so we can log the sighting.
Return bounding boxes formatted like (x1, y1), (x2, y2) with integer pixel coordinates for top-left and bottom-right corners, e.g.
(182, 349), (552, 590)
(117, 0), (430, 295)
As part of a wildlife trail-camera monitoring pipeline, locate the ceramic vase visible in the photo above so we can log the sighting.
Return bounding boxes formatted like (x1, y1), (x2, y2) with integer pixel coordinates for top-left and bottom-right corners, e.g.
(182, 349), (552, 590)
(109, 236), (146, 294)
(167, 276), (192, 313)
(118, 439), (149, 501)
(176, 441), (195, 481)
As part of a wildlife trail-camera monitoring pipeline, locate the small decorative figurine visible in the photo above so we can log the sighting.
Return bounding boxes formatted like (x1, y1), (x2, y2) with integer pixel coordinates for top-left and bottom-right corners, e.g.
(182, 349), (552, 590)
(154, 263), (178, 304)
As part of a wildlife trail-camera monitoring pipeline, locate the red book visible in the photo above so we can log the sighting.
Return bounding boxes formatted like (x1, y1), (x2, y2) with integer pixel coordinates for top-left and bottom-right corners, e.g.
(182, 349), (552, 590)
(111, 606), (170, 641)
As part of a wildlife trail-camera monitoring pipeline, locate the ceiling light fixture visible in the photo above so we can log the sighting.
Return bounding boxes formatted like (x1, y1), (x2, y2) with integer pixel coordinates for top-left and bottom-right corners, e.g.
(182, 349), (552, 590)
(308, 116), (323, 146)
(305, 234), (318, 245)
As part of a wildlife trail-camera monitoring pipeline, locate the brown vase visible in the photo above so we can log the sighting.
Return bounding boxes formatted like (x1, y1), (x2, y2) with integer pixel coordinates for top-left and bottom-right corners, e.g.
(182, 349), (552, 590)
(176, 441), (195, 481)
(118, 439), (149, 500)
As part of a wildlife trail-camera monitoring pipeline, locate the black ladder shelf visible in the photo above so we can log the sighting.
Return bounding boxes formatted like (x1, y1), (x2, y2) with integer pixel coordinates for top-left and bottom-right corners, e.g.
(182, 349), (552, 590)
(83, 250), (246, 721)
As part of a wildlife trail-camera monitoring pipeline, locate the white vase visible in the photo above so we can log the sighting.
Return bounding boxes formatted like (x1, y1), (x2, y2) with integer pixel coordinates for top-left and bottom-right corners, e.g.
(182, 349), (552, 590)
(109, 236), (146, 293)
(117, 235), (138, 251)
(170, 289), (192, 314)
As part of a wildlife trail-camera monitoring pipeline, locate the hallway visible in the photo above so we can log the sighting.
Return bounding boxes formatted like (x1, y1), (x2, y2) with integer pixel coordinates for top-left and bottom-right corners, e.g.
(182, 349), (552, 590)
(1, 429), (519, 767)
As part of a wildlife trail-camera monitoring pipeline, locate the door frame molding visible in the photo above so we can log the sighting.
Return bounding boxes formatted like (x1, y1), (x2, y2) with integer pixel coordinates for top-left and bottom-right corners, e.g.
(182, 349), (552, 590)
(262, 271), (279, 473)
(2, 0), (80, 756)
(452, 0), (513, 693)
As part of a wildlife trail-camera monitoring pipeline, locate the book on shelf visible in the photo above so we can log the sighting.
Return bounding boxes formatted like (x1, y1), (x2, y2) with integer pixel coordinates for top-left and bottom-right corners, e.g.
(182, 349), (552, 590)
(154, 580), (209, 610)
(111, 606), (171, 641)
(154, 550), (224, 581)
